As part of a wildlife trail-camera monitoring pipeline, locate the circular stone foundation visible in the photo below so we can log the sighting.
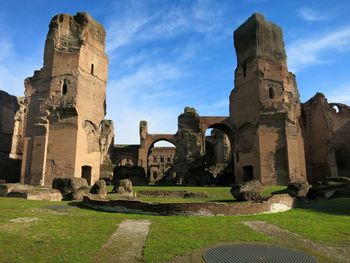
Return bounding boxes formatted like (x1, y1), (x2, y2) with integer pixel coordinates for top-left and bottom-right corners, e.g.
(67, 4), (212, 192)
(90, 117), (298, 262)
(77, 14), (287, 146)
(202, 243), (317, 263)
(83, 194), (295, 216)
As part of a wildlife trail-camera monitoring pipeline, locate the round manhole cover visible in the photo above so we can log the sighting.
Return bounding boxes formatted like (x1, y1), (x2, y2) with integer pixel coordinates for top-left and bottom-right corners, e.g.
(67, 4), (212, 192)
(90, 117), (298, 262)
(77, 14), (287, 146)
(203, 243), (317, 263)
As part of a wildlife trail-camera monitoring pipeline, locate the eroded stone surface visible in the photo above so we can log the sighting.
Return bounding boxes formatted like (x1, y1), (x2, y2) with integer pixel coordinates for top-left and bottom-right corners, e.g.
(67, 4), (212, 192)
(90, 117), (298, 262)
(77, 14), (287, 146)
(52, 177), (88, 198)
(230, 13), (307, 185)
(230, 180), (263, 201)
(8, 188), (62, 201)
(90, 179), (107, 198)
(0, 91), (24, 183)
(19, 12), (111, 186)
(113, 179), (133, 196)
(287, 180), (309, 198)
(0, 183), (34, 197)
(307, 176), (350, 200)
(71, 186), (91, 200)
(301, 93), (350, 183)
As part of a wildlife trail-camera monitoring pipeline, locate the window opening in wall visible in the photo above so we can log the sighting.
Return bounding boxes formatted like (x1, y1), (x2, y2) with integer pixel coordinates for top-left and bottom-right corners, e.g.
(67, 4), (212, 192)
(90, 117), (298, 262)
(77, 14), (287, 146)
(333, 105), (340, 113)
(269, 87), (275, 99)
(243, 165), (254, 181)
(243, 63), (247, 77)
(91, 64), (94, 75)
(62, 81), (68, 95)
(81, 165), (92, 185)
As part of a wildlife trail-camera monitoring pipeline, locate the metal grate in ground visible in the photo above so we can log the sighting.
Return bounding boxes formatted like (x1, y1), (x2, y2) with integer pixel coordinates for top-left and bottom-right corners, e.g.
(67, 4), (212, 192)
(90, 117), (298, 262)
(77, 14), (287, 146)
(203, 243), (317, 263)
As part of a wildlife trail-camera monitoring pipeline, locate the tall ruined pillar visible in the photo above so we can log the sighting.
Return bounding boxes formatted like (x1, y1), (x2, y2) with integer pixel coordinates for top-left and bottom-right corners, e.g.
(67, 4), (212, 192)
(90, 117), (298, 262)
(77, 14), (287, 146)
(21, 13), (108, 185)
(138, 120), (149, 170)
(229, 13), (307, 185)
(173, 107), (206, 185)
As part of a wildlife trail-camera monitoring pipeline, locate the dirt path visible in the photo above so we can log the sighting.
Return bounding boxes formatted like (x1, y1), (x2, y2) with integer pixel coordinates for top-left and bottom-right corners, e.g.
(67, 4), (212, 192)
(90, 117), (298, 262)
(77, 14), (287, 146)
(243, 221), (350, 263)
(93, 219), (151, 263)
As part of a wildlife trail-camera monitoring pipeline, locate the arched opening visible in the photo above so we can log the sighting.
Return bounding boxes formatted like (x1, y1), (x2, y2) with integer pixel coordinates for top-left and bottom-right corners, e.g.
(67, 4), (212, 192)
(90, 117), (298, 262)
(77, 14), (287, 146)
(147, 140), (176, 183)
(91, 64), (94, 75)
(204, 124), (234, 185)
(113, 153), (147, 186)
(269, 87), (275, 99)
(62, 81), (68, 95)
(333, 105), (340, 113)
(81, 165), (92, 185)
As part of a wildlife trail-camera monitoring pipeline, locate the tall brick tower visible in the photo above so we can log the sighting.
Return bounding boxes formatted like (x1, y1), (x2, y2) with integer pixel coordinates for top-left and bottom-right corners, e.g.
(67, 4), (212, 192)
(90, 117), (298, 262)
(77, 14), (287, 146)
(229, 13), (307, 185)
(21, 13), (109, 186)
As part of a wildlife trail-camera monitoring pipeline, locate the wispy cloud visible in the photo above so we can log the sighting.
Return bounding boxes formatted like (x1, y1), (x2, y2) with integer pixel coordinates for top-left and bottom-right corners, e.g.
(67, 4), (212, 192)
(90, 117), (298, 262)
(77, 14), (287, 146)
(106, 62), (187, 143)
(287, 27), (350, 72)
(0, 34), (40, 96)
(104, 0), (231, 143)
(106, 16), (150, 53)
(197, 98), (229, 116)
(0, 37), (13, 63)
(110, 63), (183, 96)
(106, 0), (225, 54)
(297, 7), (326, 22)
(327, 84), (350, 105)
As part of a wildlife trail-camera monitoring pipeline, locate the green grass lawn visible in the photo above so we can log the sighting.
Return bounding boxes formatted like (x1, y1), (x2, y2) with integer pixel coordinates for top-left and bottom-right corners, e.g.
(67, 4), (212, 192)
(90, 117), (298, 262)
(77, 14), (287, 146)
(0, 188), (349, 262)
(107, 185), (285, 203)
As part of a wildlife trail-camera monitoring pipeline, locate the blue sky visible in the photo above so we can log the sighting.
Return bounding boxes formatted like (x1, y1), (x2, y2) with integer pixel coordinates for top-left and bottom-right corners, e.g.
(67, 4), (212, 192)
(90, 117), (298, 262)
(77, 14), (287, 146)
(1, 0), (350, 144)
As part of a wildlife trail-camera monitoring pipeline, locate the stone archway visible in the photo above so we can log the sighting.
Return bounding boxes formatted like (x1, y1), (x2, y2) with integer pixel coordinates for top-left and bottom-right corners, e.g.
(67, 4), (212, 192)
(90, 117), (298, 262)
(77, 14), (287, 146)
(138, 123), (177, 181)
(203, 121), (236, 185)
(146, 140), (176, 183)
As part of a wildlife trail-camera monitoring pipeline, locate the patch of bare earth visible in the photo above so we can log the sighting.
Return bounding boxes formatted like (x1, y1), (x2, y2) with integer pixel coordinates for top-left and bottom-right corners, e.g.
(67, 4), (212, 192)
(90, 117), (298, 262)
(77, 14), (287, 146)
(243, 221), (350, 263)
(93, 219), (151, 263)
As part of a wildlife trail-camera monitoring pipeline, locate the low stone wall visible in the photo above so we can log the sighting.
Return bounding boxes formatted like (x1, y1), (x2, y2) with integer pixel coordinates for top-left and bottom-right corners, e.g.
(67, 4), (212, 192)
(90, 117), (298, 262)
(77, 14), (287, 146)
(8, 188), (62, 201)
(0, 183), (34, 197)
(83, 194), (295, 216)
(0, 183), (62, 201)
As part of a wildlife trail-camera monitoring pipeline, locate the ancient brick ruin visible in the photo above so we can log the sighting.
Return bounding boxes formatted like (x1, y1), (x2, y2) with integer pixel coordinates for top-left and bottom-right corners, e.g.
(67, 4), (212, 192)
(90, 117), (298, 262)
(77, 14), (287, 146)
(230, 14), (307, 185)
(2, 13), (113, 186)
(301, 93), (350, 183)
(0, 91), (24, 183)
(0, 12), (349, 186)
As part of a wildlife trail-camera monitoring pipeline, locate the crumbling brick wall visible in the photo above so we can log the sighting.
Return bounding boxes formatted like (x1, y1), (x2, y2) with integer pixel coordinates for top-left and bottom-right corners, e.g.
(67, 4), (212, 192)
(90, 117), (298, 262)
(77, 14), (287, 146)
(301, 93), (350, 183)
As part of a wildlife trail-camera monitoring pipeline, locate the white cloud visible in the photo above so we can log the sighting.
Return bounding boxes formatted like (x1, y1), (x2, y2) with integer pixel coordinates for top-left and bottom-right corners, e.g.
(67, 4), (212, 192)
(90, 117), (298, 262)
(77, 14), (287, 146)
(110, 63), (183, 96)
(297, 8), (326, 22)
(106, 15), (151, 54)
(106, 0), (225, 55)
(106, 62), (187, 144)
(287, 27), (350, 72)
(197, 98), (229, 116)
(0, 37), (13, 63)
(327, 84), (350, 105)
(103, 0), (230, 143)
(0, 34), (41, 96)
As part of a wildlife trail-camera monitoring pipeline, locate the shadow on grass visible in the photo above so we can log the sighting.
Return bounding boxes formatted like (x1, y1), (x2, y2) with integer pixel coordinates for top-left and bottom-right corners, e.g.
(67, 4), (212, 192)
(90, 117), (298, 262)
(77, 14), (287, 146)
(67, 200), (87, 209)
(209, 199), (235, 203)
(295, 197), (350, 216)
